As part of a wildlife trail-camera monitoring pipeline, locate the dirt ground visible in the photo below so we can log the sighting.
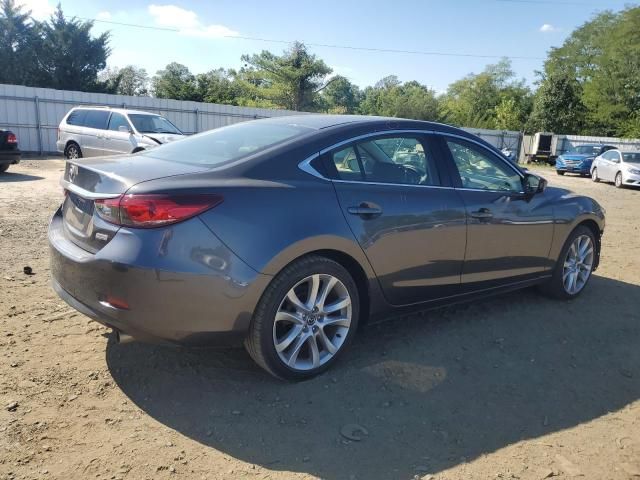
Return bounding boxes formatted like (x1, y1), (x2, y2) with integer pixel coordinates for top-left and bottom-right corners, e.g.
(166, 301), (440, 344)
(0, 159), (639, 480)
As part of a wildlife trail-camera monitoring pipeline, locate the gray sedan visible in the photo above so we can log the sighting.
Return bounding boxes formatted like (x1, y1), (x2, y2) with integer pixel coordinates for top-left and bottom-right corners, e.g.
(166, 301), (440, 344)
(49, 115), (605, 380)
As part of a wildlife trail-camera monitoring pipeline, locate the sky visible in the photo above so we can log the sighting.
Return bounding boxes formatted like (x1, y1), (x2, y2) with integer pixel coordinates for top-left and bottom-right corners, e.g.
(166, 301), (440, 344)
(18, 0), (631, 92)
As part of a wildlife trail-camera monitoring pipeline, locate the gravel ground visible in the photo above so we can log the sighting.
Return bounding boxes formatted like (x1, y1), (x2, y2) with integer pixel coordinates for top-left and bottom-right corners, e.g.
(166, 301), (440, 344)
(0, 159), (639, 480)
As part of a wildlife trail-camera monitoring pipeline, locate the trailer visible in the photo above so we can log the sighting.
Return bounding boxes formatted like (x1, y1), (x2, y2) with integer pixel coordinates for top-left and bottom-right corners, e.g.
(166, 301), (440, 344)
(525, 132), (558, 165)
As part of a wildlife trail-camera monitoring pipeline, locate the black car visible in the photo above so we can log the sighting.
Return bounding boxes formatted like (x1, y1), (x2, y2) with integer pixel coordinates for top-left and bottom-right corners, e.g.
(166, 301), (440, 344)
(0, 130), (21, 173)
(49, 115), (605, 380)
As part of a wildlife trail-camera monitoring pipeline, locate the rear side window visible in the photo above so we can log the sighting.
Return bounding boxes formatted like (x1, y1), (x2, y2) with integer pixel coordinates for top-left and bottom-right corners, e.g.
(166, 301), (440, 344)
(66, 110), (86, 126)
(83, 110), (109, 130)
(328, 135), (440, 186)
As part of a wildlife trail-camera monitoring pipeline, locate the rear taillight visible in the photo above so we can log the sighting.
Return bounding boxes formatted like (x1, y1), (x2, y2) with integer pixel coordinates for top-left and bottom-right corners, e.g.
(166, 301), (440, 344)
(94, 194), (223, 228)
(7, 133), (17, 144)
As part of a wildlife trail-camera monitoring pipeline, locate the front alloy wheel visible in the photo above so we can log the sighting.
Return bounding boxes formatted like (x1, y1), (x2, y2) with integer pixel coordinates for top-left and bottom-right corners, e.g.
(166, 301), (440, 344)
(245, 256), (359, 381)
(562, 235), (594, 295)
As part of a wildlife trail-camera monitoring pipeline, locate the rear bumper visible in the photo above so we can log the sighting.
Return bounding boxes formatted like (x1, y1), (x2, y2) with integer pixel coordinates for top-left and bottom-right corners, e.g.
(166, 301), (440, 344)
(48, 207), (272, 346)
(0, 150), (21, 165)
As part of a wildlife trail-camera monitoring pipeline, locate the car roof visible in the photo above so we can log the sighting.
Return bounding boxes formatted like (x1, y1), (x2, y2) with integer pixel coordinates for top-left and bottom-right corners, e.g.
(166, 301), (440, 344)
(71, 106), (161, 116)
(574, 144), (615, 148)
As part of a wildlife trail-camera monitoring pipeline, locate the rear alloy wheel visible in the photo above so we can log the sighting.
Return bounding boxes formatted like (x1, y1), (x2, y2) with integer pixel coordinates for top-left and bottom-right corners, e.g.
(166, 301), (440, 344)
(539, 225), (596, 300)
(245, 256), (359, 381)
(615, 172), (623, 188)
(591, 169), (599, 182)
(65, 142), (82, 159)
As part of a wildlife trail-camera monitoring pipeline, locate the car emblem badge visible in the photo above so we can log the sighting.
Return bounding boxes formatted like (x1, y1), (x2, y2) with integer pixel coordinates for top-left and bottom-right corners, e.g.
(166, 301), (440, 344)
(68, 164), (78, 182)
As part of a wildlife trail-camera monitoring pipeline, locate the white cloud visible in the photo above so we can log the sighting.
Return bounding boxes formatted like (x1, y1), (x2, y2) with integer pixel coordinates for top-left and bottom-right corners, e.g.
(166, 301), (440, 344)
(96, 11), (112, 21)
(17, 0), (54, 20)
(540, 24), (560, 33)
(148, 4), (238, 38)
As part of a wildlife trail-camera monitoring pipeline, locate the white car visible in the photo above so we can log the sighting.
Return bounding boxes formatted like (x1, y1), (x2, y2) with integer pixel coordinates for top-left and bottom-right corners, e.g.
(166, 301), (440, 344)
(591, 149), (640, 188)
(57, 107), (184, 159)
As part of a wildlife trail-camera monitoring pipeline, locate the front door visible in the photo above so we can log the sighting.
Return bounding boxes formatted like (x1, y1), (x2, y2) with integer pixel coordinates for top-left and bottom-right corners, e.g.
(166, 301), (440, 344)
(104, 112), (135, 155)
(439, 136), (554, 288)
(325, 133), (467, 306)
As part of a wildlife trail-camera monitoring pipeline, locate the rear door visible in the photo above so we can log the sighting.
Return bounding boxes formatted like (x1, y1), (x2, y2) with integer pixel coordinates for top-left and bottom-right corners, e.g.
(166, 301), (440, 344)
(325, 133), (467, 306)
(81, 110), (110, 157)
(104, 112), (134, 155)
(437, 135), (554, 288)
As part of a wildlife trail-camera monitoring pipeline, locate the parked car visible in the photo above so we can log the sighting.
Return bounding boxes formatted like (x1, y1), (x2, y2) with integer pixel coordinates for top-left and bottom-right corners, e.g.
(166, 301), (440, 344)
(0, 129), (21, 173)
(591, 149), (640, 188)
(57, 107), (184, 159)
(556, 144), (616, 176)
(49, 115), (605, 380)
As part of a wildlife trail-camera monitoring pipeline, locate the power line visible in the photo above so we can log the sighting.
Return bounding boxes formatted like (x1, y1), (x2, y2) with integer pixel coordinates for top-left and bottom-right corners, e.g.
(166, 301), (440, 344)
(81, 17), (544, 61)
(497, 0), (606, 5)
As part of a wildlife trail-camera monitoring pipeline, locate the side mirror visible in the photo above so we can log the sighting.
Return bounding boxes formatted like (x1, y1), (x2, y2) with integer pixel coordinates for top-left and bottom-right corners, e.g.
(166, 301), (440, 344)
(118, 125), (132, 134)
(524, 173), (547, 195)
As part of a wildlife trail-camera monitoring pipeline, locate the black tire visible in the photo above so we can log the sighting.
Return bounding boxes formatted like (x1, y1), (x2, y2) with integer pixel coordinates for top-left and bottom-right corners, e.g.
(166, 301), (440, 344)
(615, 172), (623, 188)
(556, 171), (565, 176)
(591, 169), (599, 182)
(0, 163), (9, 173)
(245, 255), (360, 381)
(539, 225), (596, 300)
(64, 142), (82, 160)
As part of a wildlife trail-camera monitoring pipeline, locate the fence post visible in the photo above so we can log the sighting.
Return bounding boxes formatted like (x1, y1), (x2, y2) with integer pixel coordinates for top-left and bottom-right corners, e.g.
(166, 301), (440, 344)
(194, 108), (199, 134)
(34, 96), (43, 155)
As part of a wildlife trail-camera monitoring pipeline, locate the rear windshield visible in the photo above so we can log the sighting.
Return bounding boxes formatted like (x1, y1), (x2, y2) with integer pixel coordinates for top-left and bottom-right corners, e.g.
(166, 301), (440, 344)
(144, 121), (314, 166)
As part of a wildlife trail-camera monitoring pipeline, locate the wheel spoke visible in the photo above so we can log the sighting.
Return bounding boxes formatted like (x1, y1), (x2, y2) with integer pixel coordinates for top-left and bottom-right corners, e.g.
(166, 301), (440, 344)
(309, 336), (320, 368)
(317, 328), (338, 355)
(287, 289), (307, 312)
(324, 297), (351, 314)
(316, 276), (338, 310)
(275, 310), (304, 325)
(275, 325), (303, 352)
(322, 316), (351, 328)
(287, 333), (309, 367)
(305, 274), (320, 310)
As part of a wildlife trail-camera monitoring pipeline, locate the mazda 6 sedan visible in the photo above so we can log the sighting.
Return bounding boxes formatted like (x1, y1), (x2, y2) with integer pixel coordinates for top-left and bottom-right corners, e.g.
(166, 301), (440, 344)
(49, 115), (605, 380)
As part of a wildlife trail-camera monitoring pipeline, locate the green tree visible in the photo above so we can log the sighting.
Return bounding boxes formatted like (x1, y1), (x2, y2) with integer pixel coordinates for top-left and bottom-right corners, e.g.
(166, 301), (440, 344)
(441, 59), (532, 130)
(99, 65), (149, 96)
(195, 68), (243, 105)
(152, 62), (199, 101)
(239, 41), (332, 111)
(33, 6), (110, 91)
(0, 0), (37, 85)
(320, 75), (362, 113)
(529, 71), (586, 133)
(359, 76), (440, 121)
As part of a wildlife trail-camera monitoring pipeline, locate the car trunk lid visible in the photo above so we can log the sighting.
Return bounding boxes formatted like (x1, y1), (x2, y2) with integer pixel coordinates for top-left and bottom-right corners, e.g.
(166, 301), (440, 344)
(60, 156), (211, 252)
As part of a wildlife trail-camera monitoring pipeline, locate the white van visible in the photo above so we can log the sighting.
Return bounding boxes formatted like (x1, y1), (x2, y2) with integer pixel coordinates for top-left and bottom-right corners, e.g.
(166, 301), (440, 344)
(57, 107), (184, 159)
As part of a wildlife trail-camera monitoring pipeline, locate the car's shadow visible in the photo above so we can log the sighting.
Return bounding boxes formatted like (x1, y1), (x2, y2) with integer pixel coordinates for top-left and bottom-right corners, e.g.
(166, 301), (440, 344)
(106, 275), (640, 479)
(0, 172), (44, 182)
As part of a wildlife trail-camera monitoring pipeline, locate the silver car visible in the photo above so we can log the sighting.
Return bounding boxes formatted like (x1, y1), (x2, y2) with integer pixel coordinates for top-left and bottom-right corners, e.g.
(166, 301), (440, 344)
(56, 107), (184, 159)
(591, 149), (640, 188)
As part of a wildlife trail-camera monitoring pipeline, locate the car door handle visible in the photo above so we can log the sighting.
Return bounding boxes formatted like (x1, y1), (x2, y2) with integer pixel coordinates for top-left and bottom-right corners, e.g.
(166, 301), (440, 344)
(470, 208), (493, 220)
(347, 203), (383, 218)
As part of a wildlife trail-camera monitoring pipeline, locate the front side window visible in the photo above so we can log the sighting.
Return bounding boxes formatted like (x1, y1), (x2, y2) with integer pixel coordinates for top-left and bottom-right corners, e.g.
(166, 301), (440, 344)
(128, 114), (182, 134)
(330, 135), (439, 186)
(446, 138), (522, 192)
(108, 113), (131, 132)
(84, 110), (109, 130)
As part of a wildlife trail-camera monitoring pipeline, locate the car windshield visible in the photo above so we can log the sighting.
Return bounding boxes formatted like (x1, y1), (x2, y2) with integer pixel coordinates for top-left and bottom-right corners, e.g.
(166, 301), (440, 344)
(623, 152), (640, 163)
(573, 145), (601, 156)
(128, 114), (182, 134)
(143, 121), (315, 166)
